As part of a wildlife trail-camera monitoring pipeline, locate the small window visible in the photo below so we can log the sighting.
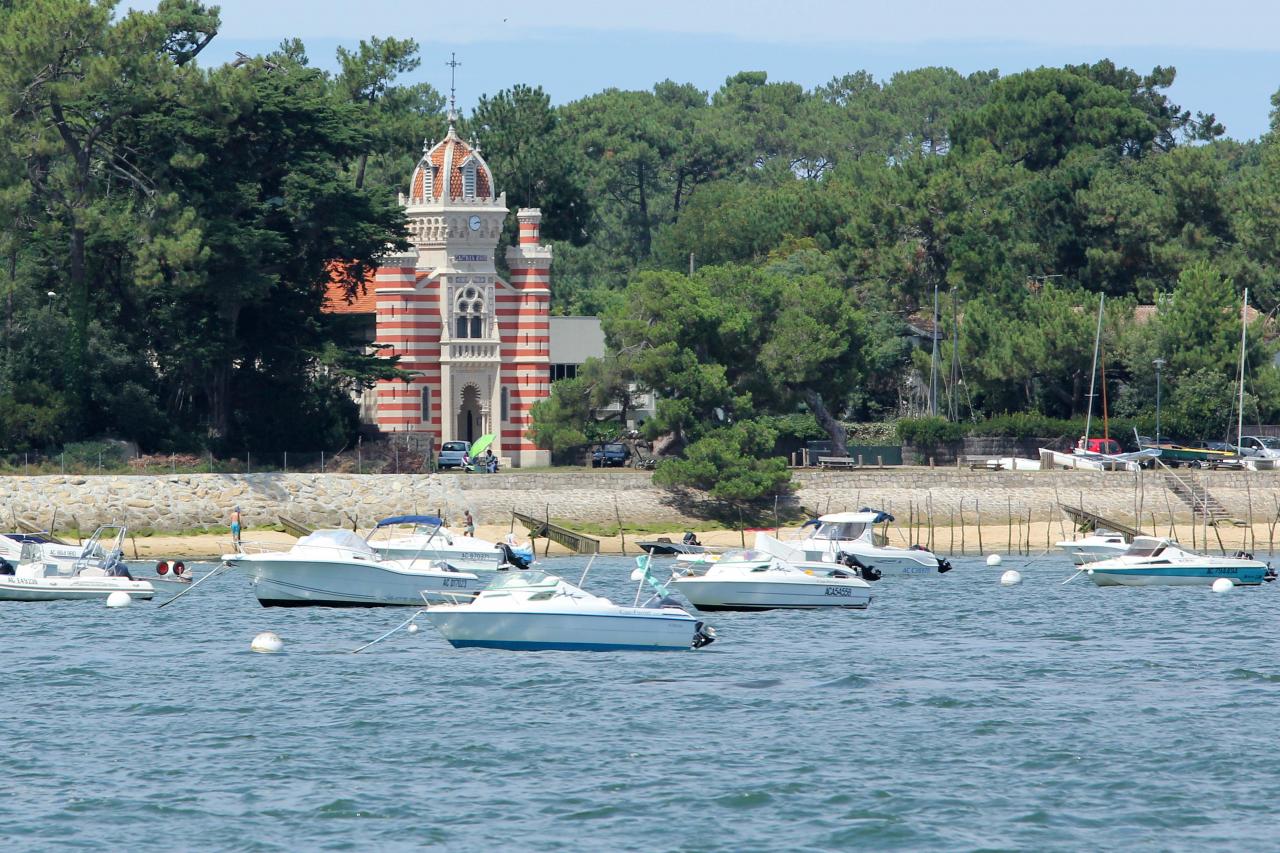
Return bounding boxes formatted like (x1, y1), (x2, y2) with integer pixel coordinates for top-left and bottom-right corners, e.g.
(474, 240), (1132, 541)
(463, 163), (476, 197)
(470, 316), (482, 338)
(501, 387), (509, 421)
(456, 316), (468, 338)
(421, 387), (430, 424)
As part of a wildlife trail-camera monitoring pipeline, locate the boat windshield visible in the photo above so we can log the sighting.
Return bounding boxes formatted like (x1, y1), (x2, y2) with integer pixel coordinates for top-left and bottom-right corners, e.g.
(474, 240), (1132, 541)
(297, 529), (375, 554)
(812, 522), (868, 541)
(718, 549), (771, 563)
(1124, 540), (1167, 558)
(486, 570), (560, 592)
(1260, 437), (1280, 449)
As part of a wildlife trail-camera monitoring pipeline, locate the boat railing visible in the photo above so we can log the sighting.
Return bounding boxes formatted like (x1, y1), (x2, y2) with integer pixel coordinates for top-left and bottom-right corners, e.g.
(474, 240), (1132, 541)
(233, 539), (281, 555)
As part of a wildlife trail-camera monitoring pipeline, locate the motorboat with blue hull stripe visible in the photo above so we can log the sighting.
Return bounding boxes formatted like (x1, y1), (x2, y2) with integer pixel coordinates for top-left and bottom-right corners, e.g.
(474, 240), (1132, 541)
(1085, 537), (1276, 587)
(424, 570), (716, 652)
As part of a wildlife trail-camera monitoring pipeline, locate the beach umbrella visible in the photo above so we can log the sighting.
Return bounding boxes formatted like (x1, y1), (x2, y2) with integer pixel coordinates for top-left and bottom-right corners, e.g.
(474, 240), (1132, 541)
(469, 433), (495, 456)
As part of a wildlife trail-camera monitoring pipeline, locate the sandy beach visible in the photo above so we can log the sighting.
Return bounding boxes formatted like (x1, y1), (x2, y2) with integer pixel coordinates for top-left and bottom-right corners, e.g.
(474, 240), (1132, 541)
(116, 519), (1280, 562)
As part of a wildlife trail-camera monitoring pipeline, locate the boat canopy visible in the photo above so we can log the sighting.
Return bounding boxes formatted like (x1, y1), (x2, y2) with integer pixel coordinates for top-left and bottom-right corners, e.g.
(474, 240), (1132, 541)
(818, 509), (894, 525)
(297, 529), (375, 553)
(375, 515), (444, 529)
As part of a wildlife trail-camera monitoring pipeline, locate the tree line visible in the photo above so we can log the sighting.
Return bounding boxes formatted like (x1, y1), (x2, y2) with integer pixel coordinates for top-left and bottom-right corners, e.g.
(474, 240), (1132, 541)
(2, 1), (1279, 497)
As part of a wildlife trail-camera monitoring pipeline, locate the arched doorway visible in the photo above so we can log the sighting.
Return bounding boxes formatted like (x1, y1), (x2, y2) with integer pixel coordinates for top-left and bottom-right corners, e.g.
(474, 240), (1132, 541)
(458, 384), (482, 444)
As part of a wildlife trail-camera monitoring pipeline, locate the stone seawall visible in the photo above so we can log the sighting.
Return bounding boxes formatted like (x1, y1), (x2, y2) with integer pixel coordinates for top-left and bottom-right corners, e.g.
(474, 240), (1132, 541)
(3, 468), (1278, 531)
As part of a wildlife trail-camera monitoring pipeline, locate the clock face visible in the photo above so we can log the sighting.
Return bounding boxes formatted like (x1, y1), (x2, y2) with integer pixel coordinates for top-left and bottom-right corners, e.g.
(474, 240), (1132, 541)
(468, 215), (481, 232)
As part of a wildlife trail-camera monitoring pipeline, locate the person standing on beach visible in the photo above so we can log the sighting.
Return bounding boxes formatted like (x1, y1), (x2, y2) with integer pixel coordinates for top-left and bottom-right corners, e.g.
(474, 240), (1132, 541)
(230, 505), (242, 548)
(463, 509), (476, 537)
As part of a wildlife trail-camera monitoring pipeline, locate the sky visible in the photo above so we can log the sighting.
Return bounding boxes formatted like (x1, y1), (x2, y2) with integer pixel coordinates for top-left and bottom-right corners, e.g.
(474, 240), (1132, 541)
(132, 0), (1280, 140)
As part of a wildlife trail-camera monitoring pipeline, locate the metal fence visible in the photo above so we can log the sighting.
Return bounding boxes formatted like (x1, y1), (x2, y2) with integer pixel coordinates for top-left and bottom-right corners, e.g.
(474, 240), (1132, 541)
(0, 434), (438, 476)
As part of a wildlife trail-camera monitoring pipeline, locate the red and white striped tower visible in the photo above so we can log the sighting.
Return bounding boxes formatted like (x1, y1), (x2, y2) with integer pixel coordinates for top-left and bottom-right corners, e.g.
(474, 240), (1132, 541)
(365, 115), (552, 466)
(502, 210), (552, 466)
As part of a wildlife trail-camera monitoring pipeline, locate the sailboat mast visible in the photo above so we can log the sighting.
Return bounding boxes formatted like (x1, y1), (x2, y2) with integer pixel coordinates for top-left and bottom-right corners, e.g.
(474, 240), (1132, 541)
(1237, 288), (1248, 449)
(1083, 293), (1104, 442)
(930, 286), (939, 417)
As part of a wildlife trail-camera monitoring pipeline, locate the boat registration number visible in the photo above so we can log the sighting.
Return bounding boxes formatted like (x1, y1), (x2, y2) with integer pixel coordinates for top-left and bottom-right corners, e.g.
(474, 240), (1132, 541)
(442, 577), (470, 588)
(4, 577), (37, 585)
(824, 586), (854, 597)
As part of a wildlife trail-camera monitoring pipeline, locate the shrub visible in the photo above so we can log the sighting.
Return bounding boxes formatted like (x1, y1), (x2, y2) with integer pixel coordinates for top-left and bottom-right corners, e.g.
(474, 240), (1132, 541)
(895, 417), (966, 447)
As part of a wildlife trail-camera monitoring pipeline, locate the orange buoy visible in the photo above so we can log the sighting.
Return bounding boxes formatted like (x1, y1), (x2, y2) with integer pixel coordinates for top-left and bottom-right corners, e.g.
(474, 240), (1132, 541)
(173, 561), (186, 576)
(156, 560), (169, 576)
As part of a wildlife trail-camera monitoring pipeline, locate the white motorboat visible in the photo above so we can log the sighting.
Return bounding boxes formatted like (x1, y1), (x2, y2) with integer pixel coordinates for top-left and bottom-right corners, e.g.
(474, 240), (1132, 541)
(1084, 537), (1276, 587)
(223, 528), (481, 607)
(0, 532), (82, 566)
(1055, 529), (1131, 565)
(423, 570), (716, 651)
(670, 549), (872, 611)
(0, 525), (155, 602)
(767, 510), (952, 575)
(368, 515), (534, 571)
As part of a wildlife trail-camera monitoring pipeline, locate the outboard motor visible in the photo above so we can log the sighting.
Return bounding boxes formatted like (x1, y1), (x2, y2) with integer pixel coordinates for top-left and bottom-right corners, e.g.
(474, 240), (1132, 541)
(692, 622), (717, 649)
(497, 542), (532, 571)
(937, 558), (954, 574)
(1265, 566), (1277, 583)
(840, 551), (881, 582)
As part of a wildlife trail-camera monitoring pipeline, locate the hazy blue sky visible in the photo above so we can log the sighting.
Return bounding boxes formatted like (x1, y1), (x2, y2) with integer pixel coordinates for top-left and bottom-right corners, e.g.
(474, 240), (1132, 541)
(132, 0), (1280, 140)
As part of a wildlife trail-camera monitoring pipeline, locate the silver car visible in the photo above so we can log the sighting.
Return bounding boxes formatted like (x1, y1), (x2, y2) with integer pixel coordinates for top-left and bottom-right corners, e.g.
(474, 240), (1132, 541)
(1238, 435), (1280, 459)
(437, 440), (471, 469)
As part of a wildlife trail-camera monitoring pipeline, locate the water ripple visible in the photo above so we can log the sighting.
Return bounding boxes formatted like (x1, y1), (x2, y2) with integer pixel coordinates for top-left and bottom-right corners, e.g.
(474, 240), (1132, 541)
(3, 555), (1280, 850)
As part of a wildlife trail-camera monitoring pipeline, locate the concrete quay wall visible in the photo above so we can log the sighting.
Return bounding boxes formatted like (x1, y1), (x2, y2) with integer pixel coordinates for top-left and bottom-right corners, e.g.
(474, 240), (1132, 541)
(2, 468), (1278, 531)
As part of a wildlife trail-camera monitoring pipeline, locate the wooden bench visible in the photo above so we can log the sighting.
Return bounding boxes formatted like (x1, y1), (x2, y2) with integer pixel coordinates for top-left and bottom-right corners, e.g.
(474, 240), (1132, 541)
(817, 456), (859, 469)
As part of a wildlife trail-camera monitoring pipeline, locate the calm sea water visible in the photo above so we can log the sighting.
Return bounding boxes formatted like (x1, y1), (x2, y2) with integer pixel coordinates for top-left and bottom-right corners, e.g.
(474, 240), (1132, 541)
(3, 555), (1280, 851)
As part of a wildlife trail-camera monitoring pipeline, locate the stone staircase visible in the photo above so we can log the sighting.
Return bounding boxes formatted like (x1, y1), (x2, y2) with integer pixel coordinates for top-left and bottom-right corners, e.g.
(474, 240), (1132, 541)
(1161, 466), (1236, 524)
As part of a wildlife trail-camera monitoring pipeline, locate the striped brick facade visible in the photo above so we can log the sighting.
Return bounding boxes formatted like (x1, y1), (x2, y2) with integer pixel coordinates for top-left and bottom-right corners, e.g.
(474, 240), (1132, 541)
(364, 119), (551, 467)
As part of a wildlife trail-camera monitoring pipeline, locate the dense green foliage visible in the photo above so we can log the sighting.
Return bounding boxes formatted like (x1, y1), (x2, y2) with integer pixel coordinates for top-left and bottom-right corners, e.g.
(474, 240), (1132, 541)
(2, 2), (1279, 500)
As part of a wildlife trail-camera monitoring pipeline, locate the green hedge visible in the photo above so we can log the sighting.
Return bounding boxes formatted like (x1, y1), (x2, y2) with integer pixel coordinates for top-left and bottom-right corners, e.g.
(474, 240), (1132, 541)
(897, 414), (1157, 444)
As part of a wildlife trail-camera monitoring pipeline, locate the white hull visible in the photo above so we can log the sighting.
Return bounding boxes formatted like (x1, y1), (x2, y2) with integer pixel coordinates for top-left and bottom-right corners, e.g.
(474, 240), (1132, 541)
(374, 544), (503, 572)
(795, 543), (942, 575)
(0, 576), (155, 601)
(231, 557), (480, 607)
(673, 577), (871, 611)
(424, 607), (699, 651)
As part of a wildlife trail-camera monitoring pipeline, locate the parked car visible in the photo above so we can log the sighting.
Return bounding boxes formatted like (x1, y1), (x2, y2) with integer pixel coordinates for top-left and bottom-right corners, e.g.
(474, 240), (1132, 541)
(437, 440), (471, 469)
(1238, 435), (1280, 459)
(1080, 437), (1123, 455)
(591, 442), (629, 468)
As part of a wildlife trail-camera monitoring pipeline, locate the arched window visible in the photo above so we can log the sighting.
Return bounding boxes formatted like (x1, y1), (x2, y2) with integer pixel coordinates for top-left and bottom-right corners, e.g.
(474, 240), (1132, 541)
(421, 386), (430, 424)
(463, 161), (476, 197)
(500, 387), (509, 421)
(455, 288), (484, 339)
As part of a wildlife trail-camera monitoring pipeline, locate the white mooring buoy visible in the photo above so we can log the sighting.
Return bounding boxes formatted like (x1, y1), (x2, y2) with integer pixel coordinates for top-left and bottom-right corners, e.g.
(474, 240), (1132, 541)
(999, 570), (1023, 586)
(105, 591), (132, 608)
(407, 623), (420, 635)
(251, 631), (284, 654)
(1211, 578), (1234, 594)
(986, 554), (1002, 567)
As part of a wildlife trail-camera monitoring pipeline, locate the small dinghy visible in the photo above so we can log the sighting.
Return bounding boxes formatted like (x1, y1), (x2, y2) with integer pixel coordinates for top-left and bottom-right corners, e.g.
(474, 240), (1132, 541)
(1085, 537), (1276, 587)
(424, 569), (716, 651)
(670, 549), (873, 612)
(0, 525), (155, 602)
